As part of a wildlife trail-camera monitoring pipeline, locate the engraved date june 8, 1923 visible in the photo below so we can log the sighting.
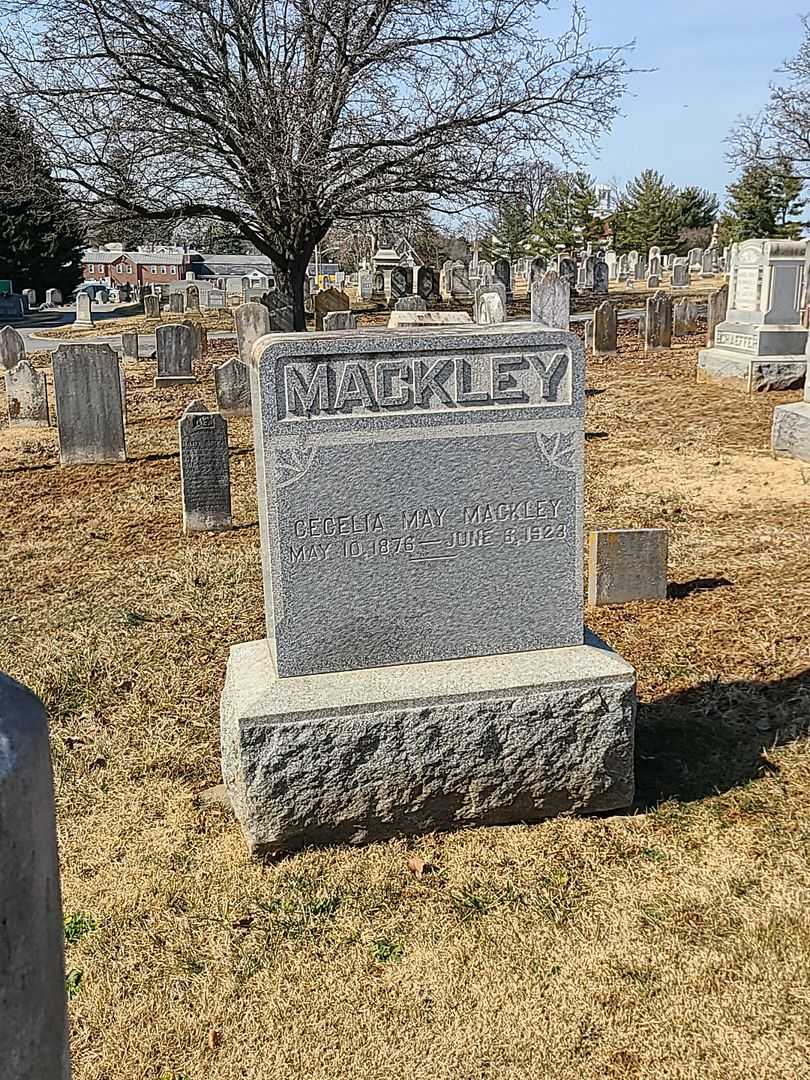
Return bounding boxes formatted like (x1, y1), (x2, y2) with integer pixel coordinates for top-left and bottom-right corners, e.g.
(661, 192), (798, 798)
(285, 498), (571, 565)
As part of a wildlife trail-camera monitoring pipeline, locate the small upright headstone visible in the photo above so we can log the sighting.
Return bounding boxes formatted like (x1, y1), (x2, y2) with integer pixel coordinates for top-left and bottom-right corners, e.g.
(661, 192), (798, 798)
(530, 271), (570, 330)
(215, 357), (252, 417)
(588, 529), (668, 606)
(646, 274), (660, 290)
(45, 288), (62, 306)
(181, 318), (206, 360)
(475, 283), (507, 325)
(416, 267), (437, 301)
(75, 292), (94, 327)
(235, 302), (272, 365)
(5, 359), (49, 427)
(314, 288), (350, 331)
(389, 267), (408, 305)
(52, 343), (126, 464)
(144, 294), (160, 318)
(169, 293), (184, 314)
(493, 258), (512, 299)
(323, 310), (357, 331)
(261, 289), (295, 331)
(593, 259), (609, 295)
(22, 288), (36, 308)
(154, 324), (197, 386)
(701, 250), (714, 277)
(672, 263), (690, 288)
(673, 299), (700, 336)
(207, 288), (226, 310)
(121, 332), (139, 363)
(592, 301), (617, 355)
(395, 296), (427, 313)
(529, 256), (548, 285)
(185, 284), (201, 312)
(179, 401), (232, 533)
(706, 283), (729, 346)
(0, 325), (25, 370)
(645, 292), (673, 352)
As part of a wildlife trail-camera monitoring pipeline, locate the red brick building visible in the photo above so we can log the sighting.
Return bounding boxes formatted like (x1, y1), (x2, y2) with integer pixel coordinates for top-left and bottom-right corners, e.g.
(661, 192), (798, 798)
(82, 249), (190, 288)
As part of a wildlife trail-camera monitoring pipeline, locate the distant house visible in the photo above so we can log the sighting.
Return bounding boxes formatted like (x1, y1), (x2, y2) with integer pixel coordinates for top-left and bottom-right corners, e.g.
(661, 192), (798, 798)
(82, 247), (189, 288)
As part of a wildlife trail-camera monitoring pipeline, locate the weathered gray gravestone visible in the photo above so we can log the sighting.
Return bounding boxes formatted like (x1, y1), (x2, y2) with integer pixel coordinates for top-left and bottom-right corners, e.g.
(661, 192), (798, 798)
(644, 292), (672, 352)
(530, 270), (570, 330)
(593, 259), (609, 295)
(144, 294), (161, 318)
(154, 324), (198, 387)
(314, 288), (350, 331)
(181, 318), (206, 360)
(121, 331), (139, 363)
(0, 673), (72, 1080)
(0, 325), (25, 370)
(646, 274), (660, 290)
(672, 263), (690, 288)
(416, 266), (437, 301)
(179, 401), (232, 532)
(53, 343), (126, 464)
(45, 287), (62, 306)
(395, 296), (427, 313)
(215, 357), (252, 417)
(169, 293), (184, 314)
(220, 322), (637, 853)
(592, 301), (617, 355)
(185, 284), (201, 312)
(705, 283), (729, 347)
(529, 256), (548, 285)
(588, 529), (668, 606)
(389, 267), (408, 306)
(493, 257), (512, 298)
(235, 302), (272, 365)
(323, 310), (357, 331)
(558, 257), (577, 294)
(772, 334), (810, 461)
(261, 289), (295, 332)
(475, 283), (507, 324)
(5, 359), (49, 427)
(207, 288), (226, 310)
(75, 292), (94, 326)
(673, 299), (700, 336)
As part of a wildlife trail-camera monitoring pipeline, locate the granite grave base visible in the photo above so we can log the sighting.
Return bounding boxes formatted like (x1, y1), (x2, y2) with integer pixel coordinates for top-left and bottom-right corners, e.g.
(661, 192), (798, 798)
(153, 373), (199, 388)
(771, 401), (810, 463)
(697, 348), (807, 392)
(221, 633), (636, 854)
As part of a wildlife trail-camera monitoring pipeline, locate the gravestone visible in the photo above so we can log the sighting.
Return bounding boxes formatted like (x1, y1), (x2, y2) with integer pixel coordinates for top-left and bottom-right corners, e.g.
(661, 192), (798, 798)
(493, 258), (512, 299)
(646, 274), (660, 290)
(673, 299), (700, 336)
(576, 265), (588, 291)
(357, 271), (373, 300)
(0, 674), (72, 1080)
(185, 284), (201, 312)
(45, 288), (62, 306)
(706, 283), (729, 346)
(592, 301), (617, 355)
(52, 343), (126, 464)
(261, 289), (295, 332)
(323, 310), (357, 331)
(22, 288), (36, 308)
(672, 263), (690, 288)
(688, 247), (704, 271)
(698, 239), (809, 391)
(181, 318), (206, 360)
(154, 324), (197, 387)
(389, 267), (408, 306)
(372, 271), (386, 299)
(449, 261), (473, 300)
(207, 288), (226, 310)
(5, 359), (49, 427)
(583, 256), (596, 291)
(772, 338), (810, 461)
(531, 271), (570, 330)
(0, 325), (25, 370)
(588, 529), (668, 606)
(215, 357), (252, 417)
(75, 292), (94, 327)
(314, 288), (350, 331)
(477, 260), (495, 286)
(387, 310), (473, 328)
(701, 250), (715, 276)
(416, 267), (437, 302)
(395, 296), (427, 313)
(648, 256), (661, 278)
(593, 258), (609, 295)
(121, 332), (139, 363)
(169, 293), (184, 314)
(235, 302), (272, 365)
(144, 294), (160, 318)
(605, 251), (618, 281)
(645, 292), (672, 352)
(179, 402), (232, 532)
(220, 322), (637, 853)
(529, 256), (548, 285)
(475, 283), (507, 325)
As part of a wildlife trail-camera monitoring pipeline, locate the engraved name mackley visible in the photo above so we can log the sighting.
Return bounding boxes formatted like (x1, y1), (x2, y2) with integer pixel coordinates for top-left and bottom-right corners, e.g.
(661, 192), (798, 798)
(281, 350), (572, 418)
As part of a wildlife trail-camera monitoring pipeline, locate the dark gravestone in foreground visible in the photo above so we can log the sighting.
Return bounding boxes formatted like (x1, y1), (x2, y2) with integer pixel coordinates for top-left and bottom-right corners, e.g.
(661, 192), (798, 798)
(53, 343), (126, 465)
(179, 401), (232, 532)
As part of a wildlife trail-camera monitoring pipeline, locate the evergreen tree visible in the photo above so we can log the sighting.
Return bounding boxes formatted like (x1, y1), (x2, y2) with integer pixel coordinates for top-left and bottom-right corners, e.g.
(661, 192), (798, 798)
(0, 106), (84, 297)
(676, 186), (719, 231)
(613, 169), (681, 253)
(530, 171), (603, 254)
(722, 160), (806, 242)
(486, 198), (533, 262)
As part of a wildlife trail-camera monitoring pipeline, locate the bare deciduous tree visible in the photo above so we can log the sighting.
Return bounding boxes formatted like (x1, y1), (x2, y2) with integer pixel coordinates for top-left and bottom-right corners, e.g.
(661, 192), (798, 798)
(0, 0), (630, 327)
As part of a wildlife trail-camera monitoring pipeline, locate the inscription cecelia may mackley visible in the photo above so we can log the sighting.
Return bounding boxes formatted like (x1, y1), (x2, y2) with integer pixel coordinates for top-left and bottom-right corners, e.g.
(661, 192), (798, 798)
(281, 349), (571, 417)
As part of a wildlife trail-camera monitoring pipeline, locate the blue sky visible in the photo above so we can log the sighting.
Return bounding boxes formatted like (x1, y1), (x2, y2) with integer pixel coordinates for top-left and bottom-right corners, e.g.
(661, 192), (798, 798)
(563, 0), (806, 202)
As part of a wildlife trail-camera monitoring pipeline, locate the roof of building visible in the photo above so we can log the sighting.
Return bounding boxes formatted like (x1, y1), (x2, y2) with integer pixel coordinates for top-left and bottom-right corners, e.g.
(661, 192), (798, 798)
(83, 249), (187, 265)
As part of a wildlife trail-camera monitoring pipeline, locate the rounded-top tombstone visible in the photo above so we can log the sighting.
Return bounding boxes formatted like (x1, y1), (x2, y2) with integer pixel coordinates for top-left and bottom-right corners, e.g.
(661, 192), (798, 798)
(417, 266), (437, 301)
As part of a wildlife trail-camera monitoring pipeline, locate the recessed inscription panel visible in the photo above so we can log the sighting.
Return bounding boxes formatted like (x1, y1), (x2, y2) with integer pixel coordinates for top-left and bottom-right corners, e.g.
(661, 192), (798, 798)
(278, 348), (573, 420)
(254, 324), (586, 676)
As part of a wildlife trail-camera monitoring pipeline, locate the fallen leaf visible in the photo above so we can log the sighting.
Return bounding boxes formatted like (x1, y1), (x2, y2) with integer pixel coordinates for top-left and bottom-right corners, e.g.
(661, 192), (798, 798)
(207, 1028), (221, 1050)
(407, 855), (432, 880)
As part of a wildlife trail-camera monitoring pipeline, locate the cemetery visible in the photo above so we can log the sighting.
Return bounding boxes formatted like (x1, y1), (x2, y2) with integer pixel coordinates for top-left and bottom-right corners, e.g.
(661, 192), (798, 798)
(2, 1), (810, 1076)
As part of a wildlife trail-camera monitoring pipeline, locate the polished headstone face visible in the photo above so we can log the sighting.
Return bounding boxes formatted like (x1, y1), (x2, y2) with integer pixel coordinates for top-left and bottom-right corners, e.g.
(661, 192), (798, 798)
(251, 322), (585, 677)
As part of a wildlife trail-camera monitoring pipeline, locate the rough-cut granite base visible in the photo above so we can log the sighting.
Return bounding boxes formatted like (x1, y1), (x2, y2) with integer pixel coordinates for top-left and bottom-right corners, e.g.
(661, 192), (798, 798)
(772, 401), (810, 463)
(697, 348), (806, 392)
(153, 374), (198, 388)
(220, 634), (636, 853)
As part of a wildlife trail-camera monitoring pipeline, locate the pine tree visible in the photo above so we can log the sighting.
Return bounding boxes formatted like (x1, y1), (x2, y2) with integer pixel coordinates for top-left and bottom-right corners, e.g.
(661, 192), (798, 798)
(530, 171), (603, 255)
(722, 165), (778, 242)
(613, 170), (681, 253)
(486, 198), (533, 262)
(770, 156), (808, 239)
(0, 106), (85, 297)
(676, 186), (719, 231)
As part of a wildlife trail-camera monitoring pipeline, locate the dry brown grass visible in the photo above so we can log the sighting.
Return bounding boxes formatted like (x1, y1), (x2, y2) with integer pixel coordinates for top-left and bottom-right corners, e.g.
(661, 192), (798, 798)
(35, 308), (236, 340)
(2, 324), (810, 1080)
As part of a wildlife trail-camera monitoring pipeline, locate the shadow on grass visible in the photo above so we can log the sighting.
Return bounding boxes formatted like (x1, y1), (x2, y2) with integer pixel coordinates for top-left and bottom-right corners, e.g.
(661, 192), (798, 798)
(635, 669), (810, 808)
(667, 576), (733, 600)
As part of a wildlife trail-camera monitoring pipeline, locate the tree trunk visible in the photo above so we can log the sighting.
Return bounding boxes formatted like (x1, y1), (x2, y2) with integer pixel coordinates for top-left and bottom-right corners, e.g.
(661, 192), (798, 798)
(273, 254), (308, 331)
